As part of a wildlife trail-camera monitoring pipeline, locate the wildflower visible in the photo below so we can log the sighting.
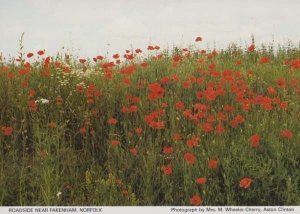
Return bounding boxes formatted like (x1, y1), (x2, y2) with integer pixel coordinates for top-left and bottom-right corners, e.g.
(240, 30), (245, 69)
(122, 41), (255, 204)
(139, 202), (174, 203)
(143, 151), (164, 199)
(175, 101), (185, 110)
(184, 152), (196, 165)
(129, 147), (138, 156)
(280, 130), (293, 140)
(250, 134), (261, 148)
(113, 54), (120, 59)
(195, 177), (207, 185)
(27, 52), (34, 58)
(259, 56), (270, 64)
(107, 118), (118, 125)
(79, 127), (87, 134)
(201, 123), (213, 133)
(208, 159), (218, 169)
(56, 191), (62, 198)
(37, 50), (45, 56)
(162, 164), (172, 175)
(186, 136), (199, 148)
(135, 127), (143, 135)
(195, 36), (203, 42)
(79, 58), (86, 63)
(148, 83), (165, 100)
(35, 98), (49, 104)
(247, 44), (255, 52)
(239, 177), (253, 189)
(111, 140), (120, 147)
(172, 133), (182, 142)
(215, 123), (225, 134)
(1, 126), (13, 136)
(190, 194), (203, 206)
(163, 146), (174, 154)
(28, 100), (37, 112)
(96, 55), (104, 60)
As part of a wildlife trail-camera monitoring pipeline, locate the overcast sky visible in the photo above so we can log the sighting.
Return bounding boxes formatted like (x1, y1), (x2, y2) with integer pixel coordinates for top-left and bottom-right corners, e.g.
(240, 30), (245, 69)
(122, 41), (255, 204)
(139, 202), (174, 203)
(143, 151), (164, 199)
(0, 0), (299, 58)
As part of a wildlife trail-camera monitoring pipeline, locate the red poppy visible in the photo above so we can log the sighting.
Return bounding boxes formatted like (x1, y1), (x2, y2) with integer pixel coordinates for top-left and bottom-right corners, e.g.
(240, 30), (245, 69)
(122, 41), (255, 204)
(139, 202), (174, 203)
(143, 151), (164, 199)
(135, 127), (143, 135)
(195, 177), (207, 185)
(184, 152), (196, 165)
(190, 194), (203, 205)
(37, 50), (45, 55)
(195, 36), (203, 42)
(239, 177), (253, 189)
(175, 101), (185, 110)
(247, 44), (255, 52)
(28, 100), (37, 112)
(79, 58), (86, 63)
(107, 118), (118, 125)
(280, 130), (293, 140)
(111, 140), (120, 147)
(208, 159), (218, 169)
(267, 86), (277, 95)
(135, 49), (142, 53)
(162, 164), (172, 175)
(259, 56), (270, 64)
(129, 147), (137, 156)
(1, 126), (13, 136)
(186, 136), (199, 148)
(113, 54), (120, 59)
(215, 123), (225, 134)
(172, 133), (182, 142)
(79, 127), (87, 134)
(27, 52), (34, 58)
(250, 134), (261, 148)
(201, 123), (213, 133)
(163, 146), (174, 154)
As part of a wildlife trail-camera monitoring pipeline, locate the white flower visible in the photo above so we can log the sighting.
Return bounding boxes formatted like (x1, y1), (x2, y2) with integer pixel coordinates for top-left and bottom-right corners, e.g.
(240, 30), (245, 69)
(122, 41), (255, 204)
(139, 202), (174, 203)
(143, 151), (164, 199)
(35, 98), (49, 104)
(57, 191), (62, 197)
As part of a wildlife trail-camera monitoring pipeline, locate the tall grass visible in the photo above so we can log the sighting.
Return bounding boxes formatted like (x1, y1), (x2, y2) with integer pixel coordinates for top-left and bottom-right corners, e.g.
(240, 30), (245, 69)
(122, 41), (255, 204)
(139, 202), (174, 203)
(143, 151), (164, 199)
(0, 40), (299, 205)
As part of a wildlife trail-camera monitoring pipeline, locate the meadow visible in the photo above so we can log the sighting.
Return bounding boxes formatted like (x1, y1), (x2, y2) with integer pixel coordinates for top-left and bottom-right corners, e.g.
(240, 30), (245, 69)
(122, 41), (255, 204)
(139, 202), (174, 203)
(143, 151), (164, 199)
(0, 37), (299, 206)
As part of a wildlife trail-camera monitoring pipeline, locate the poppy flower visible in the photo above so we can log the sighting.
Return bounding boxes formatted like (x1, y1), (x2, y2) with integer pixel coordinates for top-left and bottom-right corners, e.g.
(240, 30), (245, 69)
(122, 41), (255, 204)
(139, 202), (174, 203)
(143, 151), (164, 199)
(129, 147), (138, 156)
(111, 140), (120, 147)
(195, 36), (203, 42)
(280, 130), (293, 140)
(79, 58), (86, 63)
(175, 101), (185, 110)
(184, 152), (196, 165)
(79, 127), (87, 134)
(247, 44), (255, 52)
(172, 133), (182, 142)
(195, 177), (207, 185)
(107, 118), (118, 125)
(37, 50), (45, 55)
(239, 177), (253, 189)
(186, 136), (199, 148)
(27, 52), (34, 58)
(135, 127), (143, 135)
(208, 159), (218, 169)
(162, 164), (172, 175)
(250, 134), (261, 148)
(259, 56), (270, 64)
(215, 123), (225, 134)
(1, 126), (13, 136)
(163, 146), (174, 154)
(190, 194), (203, 206)
(113, 54), (120, 59)
(28, 100), (37, 112)
(135, 49), (142, 54)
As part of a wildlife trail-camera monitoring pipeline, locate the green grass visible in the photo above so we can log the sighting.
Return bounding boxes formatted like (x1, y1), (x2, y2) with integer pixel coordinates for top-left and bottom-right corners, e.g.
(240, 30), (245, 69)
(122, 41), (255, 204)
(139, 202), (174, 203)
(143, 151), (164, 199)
(0, 42), (299, 205)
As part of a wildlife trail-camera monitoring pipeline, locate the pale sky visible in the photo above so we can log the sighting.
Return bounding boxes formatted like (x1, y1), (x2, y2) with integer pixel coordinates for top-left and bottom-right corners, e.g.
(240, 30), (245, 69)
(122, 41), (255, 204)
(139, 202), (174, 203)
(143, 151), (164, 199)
(0, 0), (299, 58)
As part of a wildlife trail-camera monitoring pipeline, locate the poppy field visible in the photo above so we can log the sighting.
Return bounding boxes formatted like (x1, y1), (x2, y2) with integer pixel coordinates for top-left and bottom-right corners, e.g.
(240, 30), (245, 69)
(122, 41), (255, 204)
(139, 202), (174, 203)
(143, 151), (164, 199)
(0, 37), (300, 206)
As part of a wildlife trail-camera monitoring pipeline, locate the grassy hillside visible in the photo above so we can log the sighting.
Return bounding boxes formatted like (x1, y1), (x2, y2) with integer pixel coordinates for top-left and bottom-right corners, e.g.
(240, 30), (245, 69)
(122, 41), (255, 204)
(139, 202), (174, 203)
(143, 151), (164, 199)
(0, 40), (300, 205)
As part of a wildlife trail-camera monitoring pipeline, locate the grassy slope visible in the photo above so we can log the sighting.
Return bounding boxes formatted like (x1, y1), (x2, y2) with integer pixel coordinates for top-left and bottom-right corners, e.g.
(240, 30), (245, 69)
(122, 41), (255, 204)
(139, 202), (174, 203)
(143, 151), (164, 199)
(0, 44), (299, 205)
